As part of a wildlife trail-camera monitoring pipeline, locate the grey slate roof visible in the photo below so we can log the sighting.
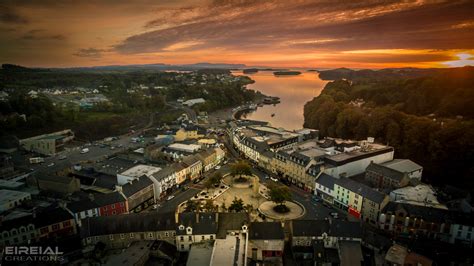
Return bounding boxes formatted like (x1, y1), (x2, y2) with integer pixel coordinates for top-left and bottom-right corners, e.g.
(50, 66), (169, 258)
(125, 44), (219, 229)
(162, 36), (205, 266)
(329, 220), (362, 239)
(381, 159), (422, 173)
(335, 178), (387, 204)
(176, 212), (218, 235)
(120, 175), (153, 197)
(66, 199), (98, 213)
(315, 173), (336, 189)
(152, 167), (175, 181)
(292, 220), (330, 237)
(249, 222), (284, 240)
(216, 212), (249, 238)
(94, 191), (126, 206)
(81, 212), (176, 237)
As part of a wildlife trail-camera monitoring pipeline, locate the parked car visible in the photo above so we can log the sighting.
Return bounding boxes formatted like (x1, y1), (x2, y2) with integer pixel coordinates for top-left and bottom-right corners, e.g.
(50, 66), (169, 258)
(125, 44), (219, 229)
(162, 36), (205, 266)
(152, 204), (160, 210)
(330, 212), (339, 218)
(166, 195), (175, 201)
(58, 155), (67, 160)
(47, 163), (55, 167)
(80, 148), (89, 154)
(270, 176), (278, 182)
(214, 166), (221, 170)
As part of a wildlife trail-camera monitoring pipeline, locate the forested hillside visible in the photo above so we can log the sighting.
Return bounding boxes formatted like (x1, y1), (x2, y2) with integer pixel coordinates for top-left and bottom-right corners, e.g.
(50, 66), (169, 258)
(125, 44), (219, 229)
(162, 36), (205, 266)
(304, 66), (474, 189)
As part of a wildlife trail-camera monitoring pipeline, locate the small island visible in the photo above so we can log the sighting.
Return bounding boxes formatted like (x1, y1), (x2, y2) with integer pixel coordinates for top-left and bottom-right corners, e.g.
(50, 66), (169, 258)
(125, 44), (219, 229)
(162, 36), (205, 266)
(273, 71), (302, 76)
(243, 68), (259, 74)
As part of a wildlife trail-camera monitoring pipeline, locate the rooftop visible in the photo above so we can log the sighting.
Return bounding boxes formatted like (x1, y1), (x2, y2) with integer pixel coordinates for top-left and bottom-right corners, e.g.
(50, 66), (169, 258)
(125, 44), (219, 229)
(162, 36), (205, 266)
(81, 212), (176, 237)
(382, 159), (423, 173)
(390, 184), (445, 209)
(292, 219), (330, 237)
(249, 222), (284, 240)
(119, 164), (161, 178)
(186, 241), (214, 266)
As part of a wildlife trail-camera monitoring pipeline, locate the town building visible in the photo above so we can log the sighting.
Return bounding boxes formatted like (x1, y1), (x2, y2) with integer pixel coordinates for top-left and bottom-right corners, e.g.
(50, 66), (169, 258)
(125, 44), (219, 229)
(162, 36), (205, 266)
(0, 189), (31, 213)
(314, 173), (336, 204)
(181, 155), (203, 181)
(322, 139), (394, 178)
(247, 222), (285, 264)
(0, 214), (37, 247)
(173, 124), (206, 141)
(379, 202), (451, 241)
(172, 163), (188, 186)
(35, 207), (77, 241)
(291, 219), (330, 247)
(175, 212), (218, 251)
(80, 212), (176, 249)
(117, 164), (161, 185)
(35, 174), (81, 195)
(151, 167), (177, 198)
(19, 129), (74, 155)
(66, 198), (99, 226)
(365, 159), (422, 189)
(389, 184), (447, 209)
(95, 191), (128, 216)
(117, 176), (155, 212)
(381, 159), (423, 181)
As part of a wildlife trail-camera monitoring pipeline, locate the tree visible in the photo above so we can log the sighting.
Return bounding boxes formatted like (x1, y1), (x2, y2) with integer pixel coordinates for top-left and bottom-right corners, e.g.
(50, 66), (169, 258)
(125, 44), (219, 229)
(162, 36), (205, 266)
(204, 200), (216, 212)
(205, 172), (223, 191)
(269, 184), (292, 208)
(230, 160), (252, 182)
(185, 200), (199, 212)
(228, 197), (245, 212)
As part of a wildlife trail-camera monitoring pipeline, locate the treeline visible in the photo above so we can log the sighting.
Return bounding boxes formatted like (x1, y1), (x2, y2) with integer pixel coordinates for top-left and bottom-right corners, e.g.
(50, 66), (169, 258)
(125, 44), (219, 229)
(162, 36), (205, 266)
(304, 68), (474, 189)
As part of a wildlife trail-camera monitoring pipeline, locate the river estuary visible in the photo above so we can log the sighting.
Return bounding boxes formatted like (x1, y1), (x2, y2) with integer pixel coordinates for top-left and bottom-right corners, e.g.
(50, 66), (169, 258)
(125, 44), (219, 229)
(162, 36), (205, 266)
(232, 70), (329, 130)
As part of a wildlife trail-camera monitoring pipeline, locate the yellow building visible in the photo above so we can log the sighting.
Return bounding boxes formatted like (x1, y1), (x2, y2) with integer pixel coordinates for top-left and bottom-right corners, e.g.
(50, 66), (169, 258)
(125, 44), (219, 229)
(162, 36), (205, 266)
(173, 126), (205, 142)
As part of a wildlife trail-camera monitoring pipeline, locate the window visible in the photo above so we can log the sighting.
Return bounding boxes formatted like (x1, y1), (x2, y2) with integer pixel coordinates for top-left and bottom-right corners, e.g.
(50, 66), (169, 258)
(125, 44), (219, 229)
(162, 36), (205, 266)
(180, 244), (184, 250)
(120, 202), (124, 207)
(111, 204), (115, 209)
(188, 236), (192, 241)
(130, 233), (135, 238)
(109, 235), (114, 240)
(120, 234), (125, 239)
(52, 224), (60, 231)
(210, 235), (214, 240)
(201, 236), (205, 240)
(165, 232), (169, 237)
(63, 221), (71, 227)
(40, 228), (49, 234)
(180, 236), (184, 241)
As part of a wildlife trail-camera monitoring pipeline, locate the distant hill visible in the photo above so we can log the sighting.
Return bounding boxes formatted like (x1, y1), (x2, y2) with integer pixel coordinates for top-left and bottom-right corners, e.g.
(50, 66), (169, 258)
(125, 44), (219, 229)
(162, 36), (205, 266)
(22, 62), (249, 72)
(317, 66), (474, 80)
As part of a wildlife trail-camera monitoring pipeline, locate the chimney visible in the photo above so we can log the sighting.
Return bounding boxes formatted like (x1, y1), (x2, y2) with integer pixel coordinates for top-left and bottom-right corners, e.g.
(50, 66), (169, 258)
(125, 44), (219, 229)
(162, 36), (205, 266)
(196, 213), (199, 223)
(215, 213), (219, 223)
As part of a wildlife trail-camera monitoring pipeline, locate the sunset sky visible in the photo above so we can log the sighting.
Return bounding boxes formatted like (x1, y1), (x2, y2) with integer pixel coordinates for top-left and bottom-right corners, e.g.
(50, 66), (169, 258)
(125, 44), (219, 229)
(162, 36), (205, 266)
(1, 0), (473, 68)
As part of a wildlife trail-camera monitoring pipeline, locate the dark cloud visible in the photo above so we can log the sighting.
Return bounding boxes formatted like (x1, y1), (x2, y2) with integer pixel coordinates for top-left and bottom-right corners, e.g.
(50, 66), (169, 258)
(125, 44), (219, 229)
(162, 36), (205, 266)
(0, 4), (29, 24)
(20, 29), (66, 41)
(115, 0), (474, 54)
(73, 48), (106, 58)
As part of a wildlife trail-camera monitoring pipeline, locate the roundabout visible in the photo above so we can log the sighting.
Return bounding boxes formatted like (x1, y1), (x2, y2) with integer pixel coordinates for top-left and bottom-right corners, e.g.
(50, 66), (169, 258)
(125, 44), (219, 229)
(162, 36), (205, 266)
(258, 200), (305, 220)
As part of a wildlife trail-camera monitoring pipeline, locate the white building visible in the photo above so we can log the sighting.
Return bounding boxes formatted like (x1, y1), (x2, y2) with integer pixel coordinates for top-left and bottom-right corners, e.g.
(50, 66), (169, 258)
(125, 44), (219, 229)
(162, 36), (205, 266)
(117, 164), (162, 185)
(167, 143), (201, 153)
(183, 98), (206, 106)
(0, 190), (31, 213)
(323, 143), (394, 178)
